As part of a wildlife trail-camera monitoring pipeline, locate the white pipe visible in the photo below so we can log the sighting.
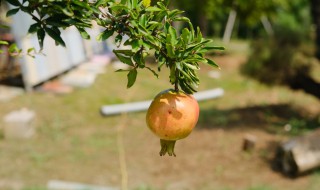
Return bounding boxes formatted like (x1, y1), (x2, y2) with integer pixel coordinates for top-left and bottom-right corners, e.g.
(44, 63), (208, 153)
(47, 180), (118, 190)
(100, 88), (224, 116)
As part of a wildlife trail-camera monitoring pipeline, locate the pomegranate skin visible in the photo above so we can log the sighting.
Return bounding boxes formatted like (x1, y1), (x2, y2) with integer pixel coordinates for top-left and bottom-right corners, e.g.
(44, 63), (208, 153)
(146, 89), (200, 141)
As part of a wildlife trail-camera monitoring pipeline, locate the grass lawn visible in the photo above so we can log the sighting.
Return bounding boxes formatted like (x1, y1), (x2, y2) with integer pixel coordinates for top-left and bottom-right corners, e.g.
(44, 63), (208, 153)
(0, 40), (320, 190)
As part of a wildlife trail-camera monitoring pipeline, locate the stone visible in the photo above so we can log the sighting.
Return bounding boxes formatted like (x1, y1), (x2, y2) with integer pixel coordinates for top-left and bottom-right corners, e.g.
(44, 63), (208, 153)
(3, 108), (35, 139)
(60, 70), (96, 88)
(0, 85), (24, 102)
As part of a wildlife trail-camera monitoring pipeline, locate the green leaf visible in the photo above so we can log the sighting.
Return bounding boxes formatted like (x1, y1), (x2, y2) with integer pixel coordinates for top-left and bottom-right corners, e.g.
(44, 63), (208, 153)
(168, 26), (177, 45)
(158, 62), (165, 71)
(156, 2), (167, 10)
(110, 4), (129, 11)
(72, 1), (91, 9)
(168, 9), (184, 19)
(179, 80), (197, 94)
(131, 0), (138, 9)
(188, 22), (195, 41)
(137, 24), (149, 35)
(183, 62), (200, 70)
(176, 62), (191, 80)
(51, 26), (61, 35)
(131, 39), (141, 51)
(139, 14), (147, 27)
(184, 57), (206, 63)
(44, 27), (66, 47)
(0, 41), (9, 45)
(206, 58), (220, 69)
(96, 30), (114, 41)
(77, 27), (90, 40)
(27, 47), (35, 54)
(145, 6), (162, 12)
(37, 29), (45, 49)
(6, 8), (19, 17)
(115, 34), (123, 47)
(127, 69), (137, 88)
(181, 28), (190, 44)
(196, 27), (202, 42)
(166, 43), (175, 58)
(0, 24), (10, 29)
(113, 50), (134, 66)
(173, 16), (190, 22)
(154, 11), (166, 22)
(6, 0), (20, 6)
(62, 6), (74, 17)
(95, 0), (109, 7)
(147, 21), (162, 31)
(133, 51), (144, 66)
(45, 17), (70, 27)
(28, 23), (40, 34)
(145, 35), (160, 49)
(114, 49), (135, 56)
(8, 43), (21, 55)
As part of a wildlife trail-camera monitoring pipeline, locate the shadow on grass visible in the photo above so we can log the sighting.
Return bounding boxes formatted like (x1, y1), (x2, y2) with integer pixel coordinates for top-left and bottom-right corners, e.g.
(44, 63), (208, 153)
(197, 103), (319, 134)
(198, 103), (320, 178)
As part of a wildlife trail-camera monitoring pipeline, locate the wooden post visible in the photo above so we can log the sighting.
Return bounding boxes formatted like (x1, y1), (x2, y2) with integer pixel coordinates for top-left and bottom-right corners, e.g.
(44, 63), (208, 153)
(274, 129), (320, 176)
(243, 134), (257, 152)
(260, 16), (274, 36)
(222, 10), (237, 44)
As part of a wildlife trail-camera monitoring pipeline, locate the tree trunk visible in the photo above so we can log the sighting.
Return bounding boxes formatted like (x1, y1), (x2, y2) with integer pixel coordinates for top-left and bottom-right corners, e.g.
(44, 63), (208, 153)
(274, 128), (320, 176)
(288, 74), (320, 99)
(310, 0), (320, 60)
(198, 12), (208, 37)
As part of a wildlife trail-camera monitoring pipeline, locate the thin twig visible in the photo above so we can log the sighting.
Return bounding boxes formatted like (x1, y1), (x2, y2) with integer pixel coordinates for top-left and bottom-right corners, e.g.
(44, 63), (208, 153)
(98, 6), (115, 21)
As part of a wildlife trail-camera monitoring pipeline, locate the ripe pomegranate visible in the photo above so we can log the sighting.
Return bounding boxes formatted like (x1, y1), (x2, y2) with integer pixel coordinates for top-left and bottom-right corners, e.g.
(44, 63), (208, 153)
(146, 89), (199, 156)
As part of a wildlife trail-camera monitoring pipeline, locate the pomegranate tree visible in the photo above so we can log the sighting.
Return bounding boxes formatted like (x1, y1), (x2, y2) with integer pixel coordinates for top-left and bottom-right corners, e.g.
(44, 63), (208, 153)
(4, 0), (223, 156)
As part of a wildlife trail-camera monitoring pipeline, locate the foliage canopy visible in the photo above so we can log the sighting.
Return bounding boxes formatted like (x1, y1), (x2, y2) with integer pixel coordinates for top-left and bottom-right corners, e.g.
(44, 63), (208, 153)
(1, 0), (224, 94)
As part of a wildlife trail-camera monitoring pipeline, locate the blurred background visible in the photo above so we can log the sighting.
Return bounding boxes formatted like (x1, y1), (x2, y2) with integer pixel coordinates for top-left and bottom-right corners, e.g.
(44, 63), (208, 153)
(0, 0), (320, 190)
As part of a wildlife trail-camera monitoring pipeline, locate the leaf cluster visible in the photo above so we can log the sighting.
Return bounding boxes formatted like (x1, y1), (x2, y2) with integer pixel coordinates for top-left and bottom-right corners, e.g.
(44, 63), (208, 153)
(4, 0), (223, 94)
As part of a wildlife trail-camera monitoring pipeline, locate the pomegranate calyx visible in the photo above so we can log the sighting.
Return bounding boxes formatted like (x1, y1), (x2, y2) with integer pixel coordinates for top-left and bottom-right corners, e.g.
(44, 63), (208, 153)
(160, 139), (176, 157)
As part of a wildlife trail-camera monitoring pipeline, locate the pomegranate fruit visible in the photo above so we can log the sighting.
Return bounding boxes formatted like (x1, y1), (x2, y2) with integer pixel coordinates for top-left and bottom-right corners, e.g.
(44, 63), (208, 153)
(146, 89), (199, 156)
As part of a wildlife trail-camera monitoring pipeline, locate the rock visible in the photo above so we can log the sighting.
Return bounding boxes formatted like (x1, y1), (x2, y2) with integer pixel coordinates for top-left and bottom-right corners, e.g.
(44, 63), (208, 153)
(274, 128), (320, 176)
(0, 85), (24, 102)
(208, 71), (221, 79)
(3, 108), (36, 139)
(60, 70), (96, 88)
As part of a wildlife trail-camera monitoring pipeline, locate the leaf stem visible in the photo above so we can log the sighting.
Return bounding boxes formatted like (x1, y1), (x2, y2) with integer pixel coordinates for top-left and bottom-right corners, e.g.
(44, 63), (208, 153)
(174, 69), (179, 92)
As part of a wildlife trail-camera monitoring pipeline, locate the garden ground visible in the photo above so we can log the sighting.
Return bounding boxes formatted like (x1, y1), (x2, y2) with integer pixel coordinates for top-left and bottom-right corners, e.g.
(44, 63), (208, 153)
(0, 41), (320, 190)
